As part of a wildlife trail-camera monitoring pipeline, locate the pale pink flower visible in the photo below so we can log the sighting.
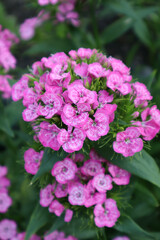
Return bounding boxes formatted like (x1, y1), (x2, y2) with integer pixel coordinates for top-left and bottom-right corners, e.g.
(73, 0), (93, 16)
(0, 41), (17, 71)
(51, 158), (77, 184)
(94, 199), (120, 227)
(113, 127), (143, 157)
(22, 102), (39, 122)
(57, 127), (86, 153)
(38, 121), (61, 150)
(0, 219), (17, 240)
(44, 230), (65, 240)
(0, 75), (12, 98)
(150, 105), (160, 127)
(0, 177), (10, 191)
(108, 164), (131, 185)
(68, 183), (85, 205)
(92, 173), (113, 193)
(77, 48), (94, 59)
(0, 192), (12, 213)
(81, 159), (105, 177)
(107, 57), (131, 76)
(64, 209), (73, 222)
(49, 200), (64, 216)
(40, 184), (54, 207)
(38, 0), (50, 5)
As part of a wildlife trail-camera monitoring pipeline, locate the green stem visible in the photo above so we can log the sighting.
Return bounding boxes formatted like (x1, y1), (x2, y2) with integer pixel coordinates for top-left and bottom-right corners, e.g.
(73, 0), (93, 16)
(89, 0), (101, 49)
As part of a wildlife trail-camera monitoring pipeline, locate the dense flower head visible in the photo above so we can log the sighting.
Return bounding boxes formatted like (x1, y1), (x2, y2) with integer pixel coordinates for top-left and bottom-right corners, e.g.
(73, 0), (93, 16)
(12, 48), (160, 157)
(0, 165), (12, 213)
(37, 149), (131, 228)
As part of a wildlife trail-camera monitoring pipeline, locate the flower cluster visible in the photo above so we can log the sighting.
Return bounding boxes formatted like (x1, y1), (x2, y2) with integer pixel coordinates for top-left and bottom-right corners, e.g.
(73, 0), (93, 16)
(0, 165), (12, 213)
(38, 0), (80, 27)
(0, 219), (40, 240)
(12, 48), (160, 157)
(39, 149), (131, 228)
(0, 25), (19, 98)
(20, 11), (50, 41)
(0, 219), (77, 240)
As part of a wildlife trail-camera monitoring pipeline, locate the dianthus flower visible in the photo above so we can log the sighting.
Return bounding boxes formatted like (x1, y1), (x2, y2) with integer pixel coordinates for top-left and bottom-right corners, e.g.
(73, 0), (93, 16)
(19, 11), (50, 40)
(12, 48), (159, 156)
(0, 165), (12, 213)
(24, 148), (44, 175)
(44, 230), (78, 240)
(112, 237), (130, 240)
(94, 199), (120, 227)
(0, 219), (17, 240)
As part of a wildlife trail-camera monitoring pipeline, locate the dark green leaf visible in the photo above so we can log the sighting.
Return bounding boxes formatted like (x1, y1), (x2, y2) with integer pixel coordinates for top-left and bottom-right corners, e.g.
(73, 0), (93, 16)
(136, 7), (158, 18)
(101, 17), (133, 44)
(95, 145), (160, 187)
(25, 204), (51, 240)
(45, 214), (65, 235)
(0, 112), (14, 137)
(115, 216), (154, 239)
(31, 149), (68, 184)
(133, 20), (151, 46)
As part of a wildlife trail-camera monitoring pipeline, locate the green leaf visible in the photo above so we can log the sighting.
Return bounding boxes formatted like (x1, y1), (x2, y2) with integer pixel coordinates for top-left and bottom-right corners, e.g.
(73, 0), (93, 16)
(95, 145), (160, 187)
(136, 7), (158, 18)
(133, 20), (151, 46)
(101, 17), (133, 45)
(45, 214), (65, 235)
(25, 204), (51, 240)
(114, 216), (154, 239)
(31, 149), (68, 184)
(0, 112), (14, 137)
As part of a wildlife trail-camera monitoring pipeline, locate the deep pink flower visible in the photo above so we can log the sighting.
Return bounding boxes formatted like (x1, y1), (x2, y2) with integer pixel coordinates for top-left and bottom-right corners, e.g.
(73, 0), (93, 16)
(40, 184), (54, 207)
(12, 75), (29, 101)
(113, 127), (143, 157)
(57, 127), (86, 153)
(64, 209), (73, 222)
(132, 82), (152, 107)
(49, 200), (64, 216)
(0, 166), (7, 178)
(108, 164), (131, 185)
(108, 57), (131, 75)
(54, 183), (68, 198)
(68, 80), (97, 104)
(88, 63), (107, 78)
(51, 158), (78, 184)
(92, 173), (113, 193)
(22, 102), (39, 122)
(84, 181), (106, 207)
(38, 121), (61, 150)
(81, 159), (105, 177)
(94, 199), (120, 227)
(24, 148), (44, 175)
(0, 219), (17, 240)
(68, 183), (85, 205)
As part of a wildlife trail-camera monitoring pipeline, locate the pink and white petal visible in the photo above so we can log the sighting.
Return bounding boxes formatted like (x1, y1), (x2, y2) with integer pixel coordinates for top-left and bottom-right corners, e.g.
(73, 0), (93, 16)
(63, 104), (75, 118)
(57, 129), (69, 145)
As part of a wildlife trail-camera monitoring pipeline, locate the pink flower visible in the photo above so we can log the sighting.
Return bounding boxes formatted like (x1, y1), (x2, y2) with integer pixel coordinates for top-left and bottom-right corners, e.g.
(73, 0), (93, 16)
(0, 166), (7, 177)
(112, 237), (130, 240)
(54, 183), (68, 198)
(57, 127), (86, 153)
(94, 199), (120, 227)
(38, 92), (63, 119)
(88, 63), (107, 78)
(22, 102), (39, 122)
(0, 219), (17, 240)
(44, 230), (65, 240)
(81, 159), (105, 177)
(68, 183), (85, 205)
(24, 148), (44, 175)
(12, 75), (29, 101)
(84, 181), (106, 207)
(68, 80), (97, 104)
(108, 164), (131, 185)
(92, 173), (113, 193)
(0, 193), (12, 213)
(61, 103), (90, 127)
(38, 121), (61, 150)
(113, 127), (143, 157)
(0, 75), (12, 99)
(84, 110), (109, 141)
(49, 200), (64, 216)
(38, 0), (50, 5)
(0, 177), (10, 191)
(77, 48), (94, 59)
(108, 57), (131, 75)
(132, 82), (152, 107)
(64, 209), (73, 222)
(51, 158), (78, 184)
(40, 184), (54, 207)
